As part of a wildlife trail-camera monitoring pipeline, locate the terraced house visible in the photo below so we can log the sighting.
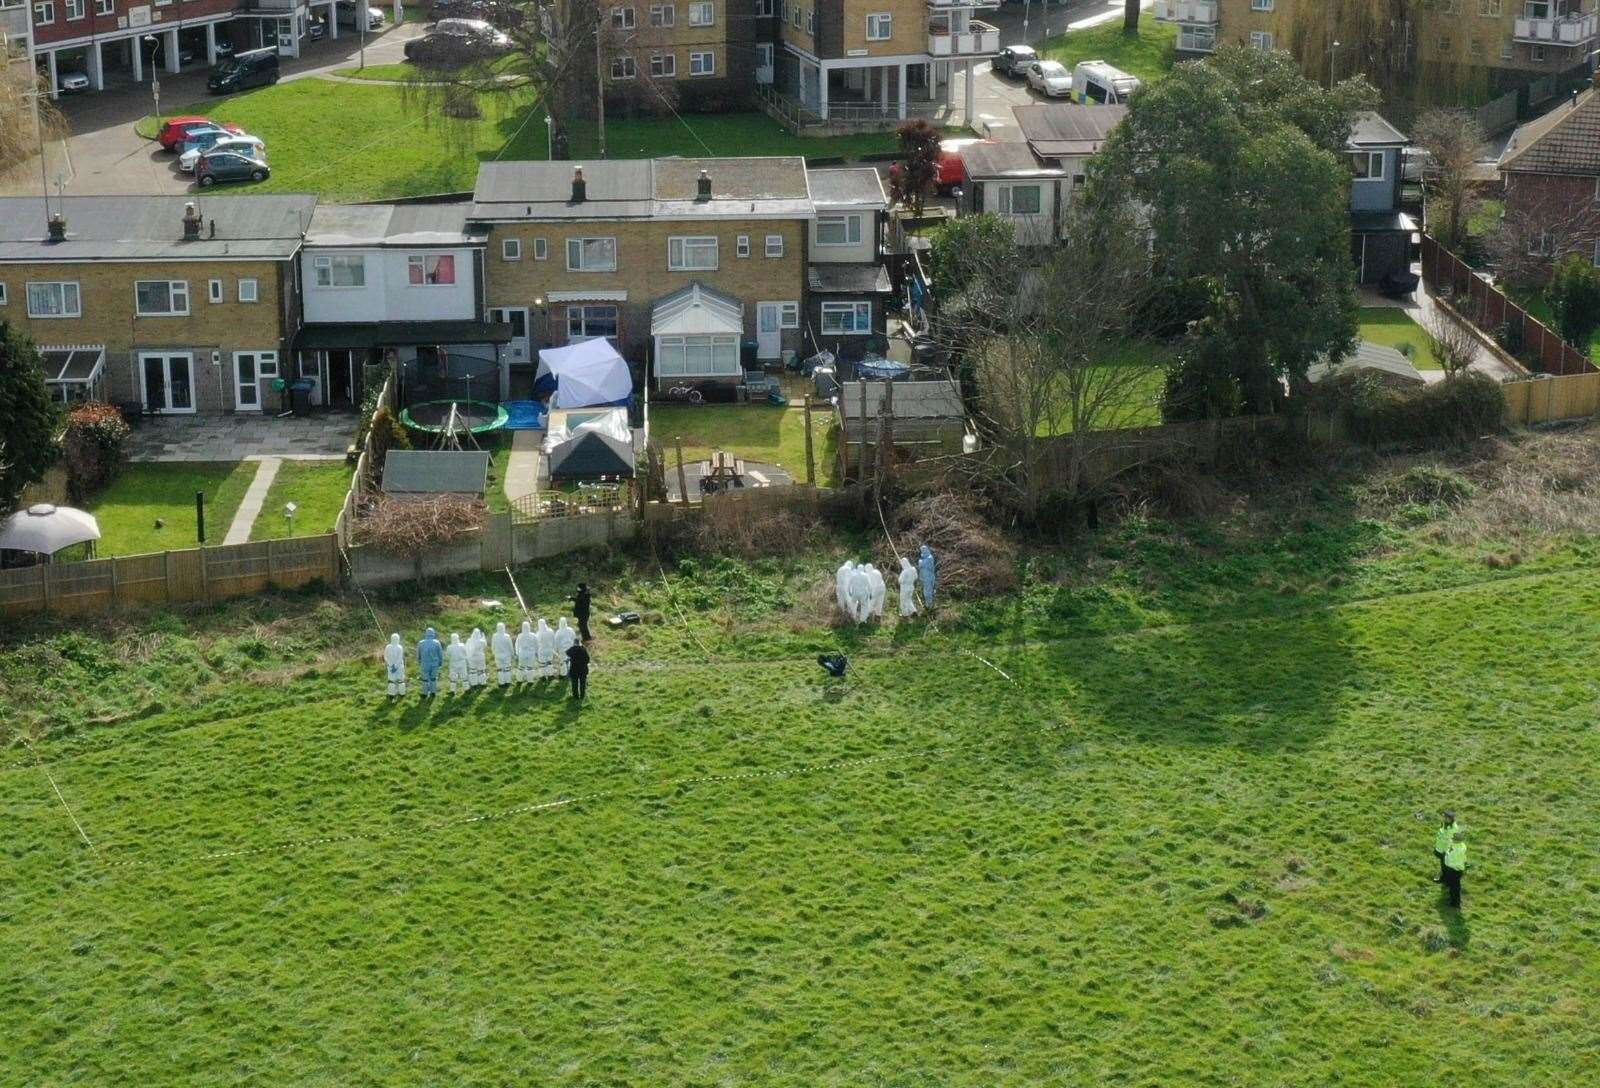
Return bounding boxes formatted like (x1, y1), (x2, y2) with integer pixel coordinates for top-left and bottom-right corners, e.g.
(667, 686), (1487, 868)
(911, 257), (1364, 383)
(0, 195), (314, 415)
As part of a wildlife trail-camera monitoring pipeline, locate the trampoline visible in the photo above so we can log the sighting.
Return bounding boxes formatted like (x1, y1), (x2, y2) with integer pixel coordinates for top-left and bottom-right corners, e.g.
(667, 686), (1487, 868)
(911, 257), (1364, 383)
(400, 399), (508, 435)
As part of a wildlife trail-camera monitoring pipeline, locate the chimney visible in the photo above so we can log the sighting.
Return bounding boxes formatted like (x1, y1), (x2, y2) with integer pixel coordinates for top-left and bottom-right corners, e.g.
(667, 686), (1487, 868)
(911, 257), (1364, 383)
(696, 168), (712, 201)
(570, 166), (586, 204)
(182, 202), (203, 241)
(46, 212), (66, 243)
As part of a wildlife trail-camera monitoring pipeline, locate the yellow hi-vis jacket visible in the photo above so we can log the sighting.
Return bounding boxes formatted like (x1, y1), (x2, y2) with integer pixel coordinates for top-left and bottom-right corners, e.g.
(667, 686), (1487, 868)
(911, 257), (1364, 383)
(1435, 822), (1460, 853)
(1444, 840), (1467, 872)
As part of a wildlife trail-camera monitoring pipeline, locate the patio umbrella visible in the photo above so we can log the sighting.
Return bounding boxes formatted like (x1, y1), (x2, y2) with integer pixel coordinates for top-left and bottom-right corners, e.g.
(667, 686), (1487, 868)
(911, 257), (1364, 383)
(0, 504), (102, 556)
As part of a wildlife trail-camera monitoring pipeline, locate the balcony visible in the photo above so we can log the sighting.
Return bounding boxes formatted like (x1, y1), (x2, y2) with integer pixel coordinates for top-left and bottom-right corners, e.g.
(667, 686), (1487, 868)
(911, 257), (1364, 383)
(928, 20), (999, 57)
(1154, 0), (1219, 24)
(1513, 10), (1599, 45)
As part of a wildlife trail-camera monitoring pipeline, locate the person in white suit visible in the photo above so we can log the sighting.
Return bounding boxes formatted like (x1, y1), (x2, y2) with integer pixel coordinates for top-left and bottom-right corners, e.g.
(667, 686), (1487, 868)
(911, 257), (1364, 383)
(553, 617), (577, 676)
(835, 559), (855, 616)
(467, 627), (489, 687)
(491, 622), (515, 686)
(848, 564), (873, 623)
(897, 557), (919, 618)
(383, 634), (406, 697)
(866, 563), (887, 619)
(536, 618), (556, 677)
(514, 620), (538, 682)
(446, 633), (469, 694)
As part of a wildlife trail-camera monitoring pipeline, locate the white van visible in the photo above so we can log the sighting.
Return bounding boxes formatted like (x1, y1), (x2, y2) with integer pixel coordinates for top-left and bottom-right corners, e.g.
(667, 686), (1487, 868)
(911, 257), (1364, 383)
(1072, 60), (1141, 105)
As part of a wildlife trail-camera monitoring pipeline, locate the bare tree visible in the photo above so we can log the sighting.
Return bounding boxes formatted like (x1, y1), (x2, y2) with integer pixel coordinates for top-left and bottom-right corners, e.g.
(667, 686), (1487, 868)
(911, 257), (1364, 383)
(1424, 310), (1480, 380)
(1489, 182), (1600, 290)
(0, 64), (67, 180)
(1413, 108), (1483, 252)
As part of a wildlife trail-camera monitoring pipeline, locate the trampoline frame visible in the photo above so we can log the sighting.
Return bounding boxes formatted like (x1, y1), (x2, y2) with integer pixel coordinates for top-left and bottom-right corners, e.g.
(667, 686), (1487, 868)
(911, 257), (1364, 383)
(400, 399), (509, 435)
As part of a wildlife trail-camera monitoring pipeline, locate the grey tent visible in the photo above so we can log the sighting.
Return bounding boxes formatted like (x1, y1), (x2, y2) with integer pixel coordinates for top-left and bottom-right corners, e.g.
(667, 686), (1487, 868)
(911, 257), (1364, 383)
(547, 430), (636, 480)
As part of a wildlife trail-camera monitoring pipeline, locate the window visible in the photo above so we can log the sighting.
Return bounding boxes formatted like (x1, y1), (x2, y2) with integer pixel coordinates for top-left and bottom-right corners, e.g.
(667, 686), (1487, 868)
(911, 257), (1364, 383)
(1349, 151), (1385, 180)
(1478, 0), (1501, 13)
(668, 235), (718, 270)
(815, 213), (863, 245)
(95, 0), (113, 12)
(736, 234), (750, 257)
(1530, 44), (1547, 62)
(33, 1), (53, 24)
(0, 283), (6, 306)
(313, 254), (365, 287)
(135, 280), (189, 316)
(611, 55), (636, 79)
(65, 0), (83, 19)
(866, 12), (891, 39)
(651, 52), (676, 77)
(765, 234), (784, 257)
(26, 282), (78, 317)
(688, 0), (713, 25)
(502, 238), (522, 261)
(238, 278), (259, 303)
(689, 50), (715, 75)
(1250, 0), (1273, 8)
(790, 3), (799, 26)
(567, 236), (618, 271)
(755, 0), (772, 14)
(656, 334), (740, 377)
(208, 279), (223, 303)
(534, 237), (549, 260)
(779, 301), (799, 327)
(806, 9), (813, 32)
(650, 3), (673, 25)
(997, 184), (1042, 215)
(567, 304), (619, 341)
(1529, 231), (1552, 256)
(407, 254), (457, 285)
(612, 5), (635, 28)
(820, 301), (871, 334)
(1500, 40), (1514, 60)
(1249, 30), (1274, 49)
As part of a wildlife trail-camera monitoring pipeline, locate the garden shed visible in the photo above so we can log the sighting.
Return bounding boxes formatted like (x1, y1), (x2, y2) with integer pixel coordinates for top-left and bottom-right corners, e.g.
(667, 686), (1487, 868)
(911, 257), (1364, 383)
(835, 379), (969, 478)
(381, 450), (491, 498)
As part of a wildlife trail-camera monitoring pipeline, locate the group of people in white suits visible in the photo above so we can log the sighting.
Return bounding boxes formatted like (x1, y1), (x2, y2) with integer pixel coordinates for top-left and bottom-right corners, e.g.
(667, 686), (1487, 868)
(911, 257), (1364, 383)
(385, 617), (578, 696)
(835, 552), (930, 623)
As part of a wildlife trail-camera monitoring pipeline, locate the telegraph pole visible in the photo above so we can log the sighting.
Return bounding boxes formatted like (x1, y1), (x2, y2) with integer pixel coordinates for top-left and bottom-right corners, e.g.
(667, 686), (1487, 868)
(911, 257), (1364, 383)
(594, 13), (607, 158)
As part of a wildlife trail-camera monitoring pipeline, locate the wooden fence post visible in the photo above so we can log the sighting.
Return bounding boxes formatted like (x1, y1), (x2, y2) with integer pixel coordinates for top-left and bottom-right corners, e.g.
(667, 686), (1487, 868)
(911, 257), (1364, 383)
(675, 437), (690, 506)
(803, 398), (815, 485)
(163, 550), (173, 605)
(108, 557), (119, 607)
(40, 563), (52, 614)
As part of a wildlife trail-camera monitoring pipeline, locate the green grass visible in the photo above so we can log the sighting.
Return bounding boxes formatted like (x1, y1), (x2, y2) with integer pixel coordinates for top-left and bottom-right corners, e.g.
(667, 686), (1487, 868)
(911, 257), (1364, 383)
(486, 437), (512, 513)
(84, 461), (255, 556)
(650, 403), (838, 486)
(135, 78), (896, 200)
(1466, 198), (1503, 239)
(1358, 307), (1442, 370)
(330, 62), (417, 81)
(249, 460), (354, 541)
(5, 431), (1600, 1084)
(1039, 18), (1180, 86)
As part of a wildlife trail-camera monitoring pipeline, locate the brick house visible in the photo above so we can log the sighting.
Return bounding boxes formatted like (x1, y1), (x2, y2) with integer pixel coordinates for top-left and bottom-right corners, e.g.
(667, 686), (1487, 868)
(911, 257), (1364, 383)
(1498, 87), (1600, 271)
(0, 194), (314, 415)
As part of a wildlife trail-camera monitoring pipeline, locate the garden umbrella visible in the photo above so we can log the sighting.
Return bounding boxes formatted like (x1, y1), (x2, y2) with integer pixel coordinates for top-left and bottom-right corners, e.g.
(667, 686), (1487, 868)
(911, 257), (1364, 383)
(0, 504), (102, 556)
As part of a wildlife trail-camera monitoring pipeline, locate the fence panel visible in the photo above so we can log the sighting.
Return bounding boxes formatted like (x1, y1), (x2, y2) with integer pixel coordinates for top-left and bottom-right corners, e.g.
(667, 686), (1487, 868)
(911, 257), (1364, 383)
(1503, 372), (1600, 425)
(0, 566), (46, 613)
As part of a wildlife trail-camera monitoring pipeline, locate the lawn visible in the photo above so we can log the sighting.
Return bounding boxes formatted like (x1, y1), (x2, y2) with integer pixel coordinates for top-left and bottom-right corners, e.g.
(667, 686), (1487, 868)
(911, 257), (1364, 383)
(249, 460), (354, 541)
(1358, 306), (1442, 370)
(136, 78), (896, 201)
(5, 429), (1600, 1084)
(650, 402), (839, 485)
(1039, 18), (1180, 86)
(330, 62), (417, 80)
(83, 461), (255, 556)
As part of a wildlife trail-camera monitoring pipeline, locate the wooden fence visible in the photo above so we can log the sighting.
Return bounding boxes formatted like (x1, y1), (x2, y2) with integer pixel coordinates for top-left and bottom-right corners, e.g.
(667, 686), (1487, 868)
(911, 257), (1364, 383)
(1419, 235), (1597, 377)
(334, 376), (395, 548)
(1501, 372), (1600, 425)
(0, 534), (340, 616)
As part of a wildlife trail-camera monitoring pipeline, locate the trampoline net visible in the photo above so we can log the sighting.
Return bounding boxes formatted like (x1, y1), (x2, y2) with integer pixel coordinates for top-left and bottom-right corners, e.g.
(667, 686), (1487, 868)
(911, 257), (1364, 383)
(401, 346), (501, 406)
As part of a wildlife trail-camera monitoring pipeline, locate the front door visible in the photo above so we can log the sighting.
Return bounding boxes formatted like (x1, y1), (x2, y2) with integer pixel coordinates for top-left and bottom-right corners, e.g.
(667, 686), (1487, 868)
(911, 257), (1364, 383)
(234, 350), (278, 412)
(490, 307), (531, 363)
(277, 15), (297, 56)
(141, 352), (196, 414)
(756, 302), (784, 361)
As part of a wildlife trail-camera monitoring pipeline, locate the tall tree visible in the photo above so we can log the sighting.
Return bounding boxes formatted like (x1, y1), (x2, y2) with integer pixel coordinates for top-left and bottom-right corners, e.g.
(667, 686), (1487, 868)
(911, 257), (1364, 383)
(0, 63), (66, 180)
(889, 119), (942, 221)
(1412, 108), (1482, 253)
(0, 322), (61, 511)
(1095, 47), (1374, 417)
(1124, 0), (1141, 34)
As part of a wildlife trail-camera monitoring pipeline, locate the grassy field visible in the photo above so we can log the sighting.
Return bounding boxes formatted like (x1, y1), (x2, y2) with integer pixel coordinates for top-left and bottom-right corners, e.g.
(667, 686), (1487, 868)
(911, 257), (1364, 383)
(250, 460), (354, 541)
(1039, 19), (1180, 86)
(1359, 307), (1442, 370)
(7, 429), (1600, 1084)
(650, 403), (839, 486)
(136, 78), (896, 201)
(84, 461), (255, 556)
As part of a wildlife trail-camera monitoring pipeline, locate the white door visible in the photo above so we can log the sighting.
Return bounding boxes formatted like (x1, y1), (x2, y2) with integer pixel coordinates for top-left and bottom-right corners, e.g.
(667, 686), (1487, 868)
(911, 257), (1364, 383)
(277, 15), (297, 56)
(756, 302), (784, 361)
(490, 307), (530, 363)
(234, 350), (279, 412)
(140, 352), (197, 414)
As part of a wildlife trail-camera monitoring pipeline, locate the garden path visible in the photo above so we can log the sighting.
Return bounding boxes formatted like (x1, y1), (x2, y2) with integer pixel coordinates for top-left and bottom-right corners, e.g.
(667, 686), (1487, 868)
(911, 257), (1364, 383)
(223, 458), (282, 545)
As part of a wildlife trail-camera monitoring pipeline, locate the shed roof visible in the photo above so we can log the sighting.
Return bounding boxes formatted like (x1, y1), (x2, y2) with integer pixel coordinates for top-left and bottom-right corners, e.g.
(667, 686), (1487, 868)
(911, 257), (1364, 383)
(304, 203), (484, 247)
(381, 450), (490, 495)
(959, 142), (1063, 179)
(808, 263), (893, 294)
(1013, 103), (1127, 158)
(808, 167), (888, 208)
(1500, 89), (1600, 177)
(0, 195), (316, 261)
(1307, 340), (1426, 385)
(1348, 112), (1409, 149)
(839, 379), (965, 421)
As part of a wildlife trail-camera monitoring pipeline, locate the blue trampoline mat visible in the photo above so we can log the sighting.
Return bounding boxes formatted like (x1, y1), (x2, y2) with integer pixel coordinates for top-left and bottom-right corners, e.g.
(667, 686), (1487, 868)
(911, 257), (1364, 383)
(501, 400), (547, 431)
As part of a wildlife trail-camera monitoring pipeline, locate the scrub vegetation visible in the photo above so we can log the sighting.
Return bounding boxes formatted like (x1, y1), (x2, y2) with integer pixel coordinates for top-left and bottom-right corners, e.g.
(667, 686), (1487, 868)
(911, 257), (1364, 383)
(4, 428), (1600, 1085)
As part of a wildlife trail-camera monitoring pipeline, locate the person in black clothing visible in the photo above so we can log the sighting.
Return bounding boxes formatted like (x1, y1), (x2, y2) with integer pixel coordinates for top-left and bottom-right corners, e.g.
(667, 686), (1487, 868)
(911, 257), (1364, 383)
(572, 583), (593, 642)
(566, 641), (591, 699)
(817, 652), (848, 678)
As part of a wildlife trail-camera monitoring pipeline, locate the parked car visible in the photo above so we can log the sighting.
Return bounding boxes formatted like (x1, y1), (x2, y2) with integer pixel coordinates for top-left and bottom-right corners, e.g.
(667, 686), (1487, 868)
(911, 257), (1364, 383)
(1026, 60), (1073, 98)
(180, 133), (266, 172)
(207, 47), (280, 94)
(337, 2), (386, 29)
(57, 71), (91, 93)
(156, 116), (241, 151)
(936, 137), (987, 193)
(993, 44), (1037, 79)
(174, 124), (244, 151)
(196, 151), (270, 186)
(404, 19), (512, 62)
(308, 17), (328, 39)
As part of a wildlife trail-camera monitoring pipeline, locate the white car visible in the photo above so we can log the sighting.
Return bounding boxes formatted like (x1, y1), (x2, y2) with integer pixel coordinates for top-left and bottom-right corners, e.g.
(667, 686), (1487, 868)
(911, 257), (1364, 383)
(1026, 60), (1073, 99)
(58, 71), (91, 93)
(180, 135), (267, 172)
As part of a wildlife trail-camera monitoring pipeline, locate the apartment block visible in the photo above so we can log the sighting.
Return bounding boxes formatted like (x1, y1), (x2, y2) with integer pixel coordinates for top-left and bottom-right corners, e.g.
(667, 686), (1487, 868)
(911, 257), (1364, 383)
(601, 0), (760, 111)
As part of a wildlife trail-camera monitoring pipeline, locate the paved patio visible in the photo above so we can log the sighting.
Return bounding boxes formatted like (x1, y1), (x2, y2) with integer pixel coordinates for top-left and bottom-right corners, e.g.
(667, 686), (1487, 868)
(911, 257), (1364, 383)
(126, 414), (356, 463)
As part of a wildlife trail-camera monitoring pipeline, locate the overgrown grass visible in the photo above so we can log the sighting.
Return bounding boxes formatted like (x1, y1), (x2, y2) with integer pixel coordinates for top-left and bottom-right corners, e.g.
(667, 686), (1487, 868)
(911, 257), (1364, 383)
(1038, 18), (1180, 86)
(250, 460), (353, 541)
(84, 461), (255, 556)
(650, 403), (839, 486)
(1359, 306), (1442, 370)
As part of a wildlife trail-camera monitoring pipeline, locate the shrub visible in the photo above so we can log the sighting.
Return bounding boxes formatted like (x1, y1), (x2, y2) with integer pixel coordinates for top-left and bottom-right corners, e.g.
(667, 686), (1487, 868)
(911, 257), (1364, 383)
(62, 401), (131, 501)
(353, 495), (483, 556)
(891, 490), (1017, 597)
(1545, 253), (1600, 351)
(1391, 464), (1477, 506)
(1326, 372), (1505, 447)
(365, 405), (411, 488)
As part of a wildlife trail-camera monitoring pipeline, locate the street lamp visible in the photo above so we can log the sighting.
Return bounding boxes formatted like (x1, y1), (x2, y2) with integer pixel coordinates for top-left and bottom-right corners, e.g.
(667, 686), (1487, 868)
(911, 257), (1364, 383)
(1328, 39), (1342, 89)
(143, 33), (162, 119)
(545, 113), (554, 160)
(283, 501), (298, 535)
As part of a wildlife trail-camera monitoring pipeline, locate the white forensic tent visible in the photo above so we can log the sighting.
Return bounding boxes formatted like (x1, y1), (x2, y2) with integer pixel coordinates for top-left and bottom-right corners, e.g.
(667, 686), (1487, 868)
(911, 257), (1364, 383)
(535, 338), (634, 409)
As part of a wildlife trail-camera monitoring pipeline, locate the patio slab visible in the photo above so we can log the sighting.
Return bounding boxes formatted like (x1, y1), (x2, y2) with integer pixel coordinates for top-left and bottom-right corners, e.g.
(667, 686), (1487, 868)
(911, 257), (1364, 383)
(127, 414), (356, 463)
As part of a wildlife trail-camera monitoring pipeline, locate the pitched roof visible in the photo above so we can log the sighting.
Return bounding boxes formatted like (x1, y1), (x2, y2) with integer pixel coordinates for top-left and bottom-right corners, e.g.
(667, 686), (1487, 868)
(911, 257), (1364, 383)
(304, 203), (485, 247)
(808, 167), (888, 208)
(0, 195), (316, 261)
(1348, 112), (1409, 149)
(959, 141), (1063, 179)
(1500, 89), (1600, 177)
(1012, 104), (1127, 158)
(470, 157), (814, 220)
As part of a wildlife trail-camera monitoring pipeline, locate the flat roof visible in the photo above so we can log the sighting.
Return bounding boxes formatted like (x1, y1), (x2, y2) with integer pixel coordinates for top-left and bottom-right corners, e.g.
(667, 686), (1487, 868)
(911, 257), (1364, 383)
(0, 195), (316, 261)
(304, 203), (485, 247)
(960, 141), (1062, 179)
(808, 167), (888, 208)
(470, 157), (814, 221)
(382, 450), (490, 494)
(1013, 104), (1127, 159)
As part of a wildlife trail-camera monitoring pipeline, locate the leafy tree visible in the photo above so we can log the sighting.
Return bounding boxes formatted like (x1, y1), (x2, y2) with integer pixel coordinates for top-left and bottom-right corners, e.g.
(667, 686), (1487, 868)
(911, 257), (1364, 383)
(890, 119), (942, 220)
(1412, 108), (1482, 252)
(0, 322), (61, 511)
(927, 213), (1016, 303)
(1095, 48), (1374, 417)
(1546, 253), (1600, 351)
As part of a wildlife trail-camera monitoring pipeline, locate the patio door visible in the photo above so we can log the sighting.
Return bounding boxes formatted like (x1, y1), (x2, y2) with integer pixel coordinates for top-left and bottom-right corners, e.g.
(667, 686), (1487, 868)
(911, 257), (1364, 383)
(234, 350), (279, 412)
(490, 306), (530, 363)
(141, 352), (196, 414)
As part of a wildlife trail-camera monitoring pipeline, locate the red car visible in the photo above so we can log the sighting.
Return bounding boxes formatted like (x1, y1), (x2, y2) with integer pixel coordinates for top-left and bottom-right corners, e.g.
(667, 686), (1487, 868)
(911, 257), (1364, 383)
(156, 116), (244, 152)
(888, 138), (990, 198)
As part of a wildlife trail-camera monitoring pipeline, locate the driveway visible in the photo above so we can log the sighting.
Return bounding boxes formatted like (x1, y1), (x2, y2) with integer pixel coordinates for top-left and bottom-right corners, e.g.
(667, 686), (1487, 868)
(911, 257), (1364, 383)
(1, 21), (426, 198)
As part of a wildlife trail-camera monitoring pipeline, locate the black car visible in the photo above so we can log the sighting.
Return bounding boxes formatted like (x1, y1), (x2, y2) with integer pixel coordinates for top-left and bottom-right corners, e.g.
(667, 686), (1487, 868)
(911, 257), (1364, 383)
(196, 150), (270, 186)
(994, 45), (1038, 79)
(207, 47), (279, 94)
(404, 21), (512, 65)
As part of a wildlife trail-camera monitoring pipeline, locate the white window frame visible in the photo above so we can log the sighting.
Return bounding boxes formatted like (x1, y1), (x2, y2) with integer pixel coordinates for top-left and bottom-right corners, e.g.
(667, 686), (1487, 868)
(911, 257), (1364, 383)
(805, 9), (813, 33)
(312, 254), (365, 288)
(655, 333), (740, 377)
(820, 301), (872, 335)
(567, 236), (618, 272)
(649, 2), (673, 25)
(94, 0), (113, 13)
(1530, 43), (1547, 62)
(612, 5), (635, 29)
(765, 233), (784, 257)
(651, 52), (676, 77)
(736, 234), (750, 258)
(1350, 151), (1385, 180)
(1500, 39), (1514, 60)
(1250, 0), (1272, 9)
(238, 278), (259, 303)
(997, 183), (1043, 215)
(134, 279), (190, 317)
(1529, 230), (1552, 257)
(33, 1), (53, 25)
(567, 304), (620, 341)
(866, 12), (892, 40)
(790, 3), (799, 26)
(0, 282), (6, 306)
(406, 254), (457, 286)
(687, 0), (713, 25)
(668, 235), (719, 271)
(815, 213), (863, 246)
(755, 0), (772, 14)
(65, 0), (83, 19)
(534, 237), (549, 260)
(26, 281), (80, 318)
(689, 49), (715, 75)
(779, 301), (799, 328)
(1249, 30), (1274, 49)
(611, 54), (637, 79)
(208, 278), (223, 303)
(502, 237), (522, 261)
(1478, 0), (1501, 14)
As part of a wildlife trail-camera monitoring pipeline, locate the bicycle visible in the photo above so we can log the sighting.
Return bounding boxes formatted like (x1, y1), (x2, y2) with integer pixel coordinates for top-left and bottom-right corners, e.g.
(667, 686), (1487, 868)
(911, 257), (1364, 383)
(665, 384), (704, 404)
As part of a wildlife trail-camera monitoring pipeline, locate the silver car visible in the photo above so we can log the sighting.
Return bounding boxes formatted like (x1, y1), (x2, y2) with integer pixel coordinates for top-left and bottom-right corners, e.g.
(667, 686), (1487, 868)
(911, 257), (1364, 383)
(180, 135), (266, 172)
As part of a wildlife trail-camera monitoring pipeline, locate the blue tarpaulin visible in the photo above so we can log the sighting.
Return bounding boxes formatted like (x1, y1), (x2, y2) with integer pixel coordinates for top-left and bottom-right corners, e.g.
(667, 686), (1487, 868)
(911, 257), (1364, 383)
(501, 400), (548, 431)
